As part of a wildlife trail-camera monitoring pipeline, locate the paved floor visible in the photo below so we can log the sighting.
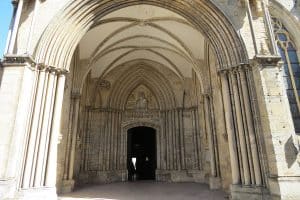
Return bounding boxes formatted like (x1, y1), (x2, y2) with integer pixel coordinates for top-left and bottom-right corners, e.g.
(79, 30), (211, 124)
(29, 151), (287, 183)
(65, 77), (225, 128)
(59, 181), (227, 200)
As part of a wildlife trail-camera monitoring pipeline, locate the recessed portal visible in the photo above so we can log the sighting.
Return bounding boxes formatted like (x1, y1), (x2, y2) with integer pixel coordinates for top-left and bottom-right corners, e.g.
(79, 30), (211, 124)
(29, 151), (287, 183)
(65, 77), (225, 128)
(127, 126), (156, 181)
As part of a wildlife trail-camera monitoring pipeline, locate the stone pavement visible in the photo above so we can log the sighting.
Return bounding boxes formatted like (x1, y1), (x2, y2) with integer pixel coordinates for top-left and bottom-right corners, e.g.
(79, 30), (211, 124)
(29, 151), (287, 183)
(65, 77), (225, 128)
(59, 181), (227, 200)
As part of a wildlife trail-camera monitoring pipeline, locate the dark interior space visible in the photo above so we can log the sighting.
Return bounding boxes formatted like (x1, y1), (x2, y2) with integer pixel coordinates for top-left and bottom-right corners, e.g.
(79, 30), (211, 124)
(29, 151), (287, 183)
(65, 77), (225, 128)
(127, 126), (156, 181)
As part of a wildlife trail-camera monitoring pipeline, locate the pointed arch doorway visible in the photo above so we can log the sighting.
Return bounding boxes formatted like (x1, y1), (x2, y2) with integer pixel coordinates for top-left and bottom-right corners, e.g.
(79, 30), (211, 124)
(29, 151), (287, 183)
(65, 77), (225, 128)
(127, 126), (156, 181)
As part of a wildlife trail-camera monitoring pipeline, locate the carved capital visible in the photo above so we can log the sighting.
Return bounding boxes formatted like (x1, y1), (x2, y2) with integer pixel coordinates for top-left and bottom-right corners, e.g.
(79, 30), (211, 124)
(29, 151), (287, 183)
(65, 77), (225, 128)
(217, 63), (249, 74)
(54, 68), (69, 75)
(44, 66), (69, 75)
(36, 63), (47, 70)
(218, 69), (229, 76)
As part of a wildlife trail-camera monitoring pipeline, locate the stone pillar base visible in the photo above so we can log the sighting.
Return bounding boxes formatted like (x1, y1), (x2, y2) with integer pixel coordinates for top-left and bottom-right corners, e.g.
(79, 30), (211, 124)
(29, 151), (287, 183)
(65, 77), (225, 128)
(60, 179), (75, 194)
(0, 178), (17, 199)
(17, 187), (57, 200)
(268, 176), (300, 200)
(209, 177), (221, 190)
(230, 184), (270, 200)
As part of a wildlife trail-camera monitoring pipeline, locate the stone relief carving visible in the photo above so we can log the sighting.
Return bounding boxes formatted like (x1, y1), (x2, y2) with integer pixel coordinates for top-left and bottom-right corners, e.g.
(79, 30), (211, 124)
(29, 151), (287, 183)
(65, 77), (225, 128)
(126, 85), (158, 110)
(136, 92), (148, 110)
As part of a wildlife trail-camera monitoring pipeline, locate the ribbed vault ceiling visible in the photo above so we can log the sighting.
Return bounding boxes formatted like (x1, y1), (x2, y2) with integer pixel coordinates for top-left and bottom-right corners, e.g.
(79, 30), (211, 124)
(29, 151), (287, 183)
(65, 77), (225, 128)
(79, 5), (205, 78)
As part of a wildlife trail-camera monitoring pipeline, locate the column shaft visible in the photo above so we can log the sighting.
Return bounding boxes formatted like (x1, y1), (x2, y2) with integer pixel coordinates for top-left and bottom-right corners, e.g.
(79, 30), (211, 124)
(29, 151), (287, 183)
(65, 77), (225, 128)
(34, 72), (56, 187)
(21, 71), (48, 188)
(45, 73), (66, 187)
(68, 97), (80, 180)
(230, 71), (251, 185)
(204, 96), (216, 177)
(220, 72), (240, 184)
(240, 68), (262, 185)
(7, 0), (23, 53)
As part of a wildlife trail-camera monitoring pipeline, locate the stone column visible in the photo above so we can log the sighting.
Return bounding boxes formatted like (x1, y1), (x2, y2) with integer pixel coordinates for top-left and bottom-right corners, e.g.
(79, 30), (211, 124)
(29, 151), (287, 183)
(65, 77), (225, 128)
(220, 72), (241, 185)
(230, 70), (251, 186)
(4, 0), (18, 53)
(0, 55), (36, 199)
(239, 66), (262, 186)
(45, 71), (66, 187)
(16, 65), (68, 199)
(61, 92), (80, 193)
(6, 0), (23, 54)
(203, 94), (216, 177)
(178, 108), (186, 170)
(221, 65), (266, 199)
(203, 94), (221, 189)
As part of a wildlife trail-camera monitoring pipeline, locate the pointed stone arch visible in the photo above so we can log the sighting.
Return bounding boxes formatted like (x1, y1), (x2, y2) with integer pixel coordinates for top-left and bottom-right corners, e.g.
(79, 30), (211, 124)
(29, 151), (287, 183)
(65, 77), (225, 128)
(108, 63), (177, 110)
(34, 0), (248, 71)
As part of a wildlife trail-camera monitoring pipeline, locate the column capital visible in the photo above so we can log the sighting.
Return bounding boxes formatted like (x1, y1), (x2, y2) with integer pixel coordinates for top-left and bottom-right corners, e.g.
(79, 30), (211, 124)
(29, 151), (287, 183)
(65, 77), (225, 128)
(37, 64), (69, 75)
(50, 67), (69, 75)
(218, 63), (251, 75)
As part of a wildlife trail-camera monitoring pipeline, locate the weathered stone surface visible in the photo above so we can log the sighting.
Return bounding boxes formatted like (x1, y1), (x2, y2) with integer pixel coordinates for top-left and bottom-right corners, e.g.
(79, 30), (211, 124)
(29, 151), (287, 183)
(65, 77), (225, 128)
(1, 1), (300, 200)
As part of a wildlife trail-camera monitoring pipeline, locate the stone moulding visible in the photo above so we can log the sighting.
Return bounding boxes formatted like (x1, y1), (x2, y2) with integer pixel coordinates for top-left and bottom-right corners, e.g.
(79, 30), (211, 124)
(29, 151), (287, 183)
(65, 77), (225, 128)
(217, 63), (251, 74)
(2, 54), (36, 66)
(251, 55), (282, 67)
(1, 54), (69, 75)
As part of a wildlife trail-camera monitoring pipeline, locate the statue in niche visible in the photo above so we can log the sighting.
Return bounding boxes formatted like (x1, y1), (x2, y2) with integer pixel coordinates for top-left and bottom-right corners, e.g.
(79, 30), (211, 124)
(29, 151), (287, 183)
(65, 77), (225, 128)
(136, 92), (148, 110)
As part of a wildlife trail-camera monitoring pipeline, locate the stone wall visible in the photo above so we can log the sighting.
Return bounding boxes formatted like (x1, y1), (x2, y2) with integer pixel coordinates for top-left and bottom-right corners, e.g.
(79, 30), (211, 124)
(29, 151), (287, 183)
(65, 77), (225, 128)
(1, 1), (300, 199)
(72, 60), (210, 185)
(75, 107), (206, 184)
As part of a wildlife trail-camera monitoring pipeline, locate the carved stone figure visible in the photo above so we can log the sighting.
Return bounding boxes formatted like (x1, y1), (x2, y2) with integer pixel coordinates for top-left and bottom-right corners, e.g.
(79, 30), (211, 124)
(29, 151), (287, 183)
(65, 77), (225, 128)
(136, 92), (148, 110)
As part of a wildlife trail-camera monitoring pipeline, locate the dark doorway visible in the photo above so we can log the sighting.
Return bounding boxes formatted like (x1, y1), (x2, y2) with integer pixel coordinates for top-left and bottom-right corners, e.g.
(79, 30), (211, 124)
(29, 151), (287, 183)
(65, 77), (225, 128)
(127, 126), (156, 181)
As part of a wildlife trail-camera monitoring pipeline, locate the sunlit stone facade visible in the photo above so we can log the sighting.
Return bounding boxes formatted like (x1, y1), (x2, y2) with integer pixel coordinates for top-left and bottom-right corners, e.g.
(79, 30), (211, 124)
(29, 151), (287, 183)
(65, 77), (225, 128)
(1, 0), (300, 199)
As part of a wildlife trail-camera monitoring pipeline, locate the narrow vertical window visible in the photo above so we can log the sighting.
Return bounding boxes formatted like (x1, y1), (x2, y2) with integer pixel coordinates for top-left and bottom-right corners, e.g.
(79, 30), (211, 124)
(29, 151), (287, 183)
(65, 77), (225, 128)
(272, 18), (300, 133)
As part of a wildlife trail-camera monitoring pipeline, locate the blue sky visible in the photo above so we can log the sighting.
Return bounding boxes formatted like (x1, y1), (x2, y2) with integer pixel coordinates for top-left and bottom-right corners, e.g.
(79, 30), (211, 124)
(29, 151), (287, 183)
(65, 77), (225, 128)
(0, 1), (12, 59)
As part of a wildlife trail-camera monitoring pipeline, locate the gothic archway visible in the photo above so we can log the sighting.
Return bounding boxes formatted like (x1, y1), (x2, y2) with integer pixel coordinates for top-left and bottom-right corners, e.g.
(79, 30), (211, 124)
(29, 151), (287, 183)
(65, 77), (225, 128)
(2, 0), (300, 199)
(16, 1), (262, 199)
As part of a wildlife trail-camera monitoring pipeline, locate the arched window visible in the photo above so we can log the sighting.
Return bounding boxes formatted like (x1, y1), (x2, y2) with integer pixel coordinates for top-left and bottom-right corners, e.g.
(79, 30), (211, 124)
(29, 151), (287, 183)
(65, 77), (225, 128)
(272, 18), (300, 133)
